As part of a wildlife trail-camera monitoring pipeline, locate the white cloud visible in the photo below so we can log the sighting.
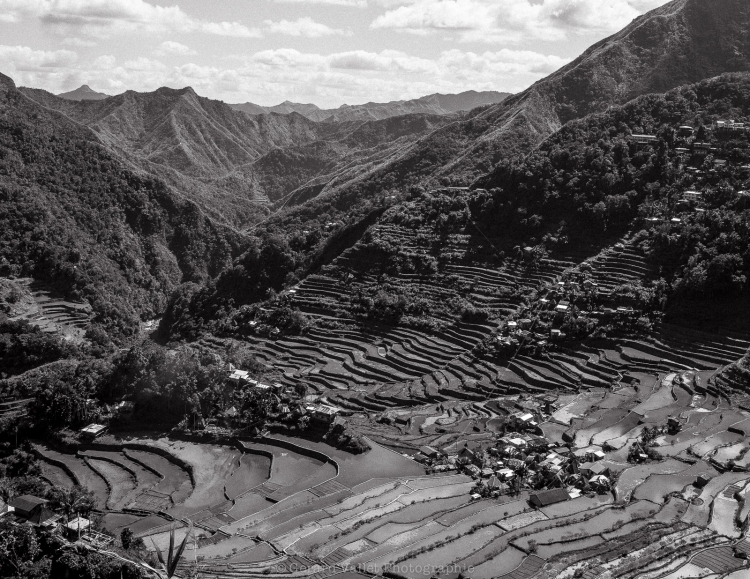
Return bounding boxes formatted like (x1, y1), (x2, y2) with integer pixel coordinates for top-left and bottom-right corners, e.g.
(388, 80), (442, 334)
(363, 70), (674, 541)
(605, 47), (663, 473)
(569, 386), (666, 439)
(200, 21), (262, 38)
(3, 43), (573, 106)
(0, 0), (259, 38)
(329, 50), (436, 72)
(155, 41), (197, 56)
(265, 17), (349, 37)
(372, 0), (495, 33)
(371, 0), (672, 42)
(271, 0), (367, 6)
(0, 45), (77, 71)
(62, 37), (97, 47)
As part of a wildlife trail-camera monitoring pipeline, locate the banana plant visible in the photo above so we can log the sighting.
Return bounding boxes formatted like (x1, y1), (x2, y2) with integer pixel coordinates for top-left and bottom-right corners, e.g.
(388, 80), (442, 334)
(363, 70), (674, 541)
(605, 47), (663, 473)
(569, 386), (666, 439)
(150, 523), (193, 578)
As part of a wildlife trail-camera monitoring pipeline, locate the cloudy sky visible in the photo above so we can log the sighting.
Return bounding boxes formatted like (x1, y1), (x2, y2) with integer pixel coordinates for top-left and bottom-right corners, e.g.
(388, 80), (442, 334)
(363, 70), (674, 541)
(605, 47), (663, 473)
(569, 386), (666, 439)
(0, 0), (671, 108)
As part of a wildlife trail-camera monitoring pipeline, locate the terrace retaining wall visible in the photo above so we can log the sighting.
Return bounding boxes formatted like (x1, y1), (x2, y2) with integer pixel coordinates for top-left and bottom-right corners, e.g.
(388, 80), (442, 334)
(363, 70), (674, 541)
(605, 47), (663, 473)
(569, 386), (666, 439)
(236, 436), (340, 476)
(85, 441), (196, 487)
(31, 446), (82, 486)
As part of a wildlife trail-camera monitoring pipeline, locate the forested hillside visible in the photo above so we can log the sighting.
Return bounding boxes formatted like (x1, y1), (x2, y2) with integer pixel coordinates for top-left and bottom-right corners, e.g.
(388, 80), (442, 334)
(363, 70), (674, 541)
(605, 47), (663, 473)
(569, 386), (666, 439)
(161, 73), (750, 345)
(0, 73), (244, 339)
(259, 0), (750, 238)
(21, 86), (448, 226)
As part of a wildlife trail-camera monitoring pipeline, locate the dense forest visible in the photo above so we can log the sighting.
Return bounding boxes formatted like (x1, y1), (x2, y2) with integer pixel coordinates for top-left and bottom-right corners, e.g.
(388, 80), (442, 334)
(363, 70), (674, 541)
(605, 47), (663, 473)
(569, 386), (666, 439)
(472, 73), (750, 323)
(0, 73), (245, 340)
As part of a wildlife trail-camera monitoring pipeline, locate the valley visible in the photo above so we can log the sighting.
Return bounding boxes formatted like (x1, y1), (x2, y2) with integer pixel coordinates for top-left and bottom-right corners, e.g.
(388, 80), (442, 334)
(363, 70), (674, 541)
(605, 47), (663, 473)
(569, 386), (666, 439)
(1, 0), (750, 578)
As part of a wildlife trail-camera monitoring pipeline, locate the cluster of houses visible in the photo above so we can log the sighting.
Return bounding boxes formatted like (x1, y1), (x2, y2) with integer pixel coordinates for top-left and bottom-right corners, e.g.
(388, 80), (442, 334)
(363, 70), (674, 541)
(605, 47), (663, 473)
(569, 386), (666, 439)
(409, 394), (620, 506)
(497, 267), (643, 353)
(417, 427), (615, 506)
(225, 367), (345, 431)
(629, 121), (750, 189)
(0, 494), (112, 546)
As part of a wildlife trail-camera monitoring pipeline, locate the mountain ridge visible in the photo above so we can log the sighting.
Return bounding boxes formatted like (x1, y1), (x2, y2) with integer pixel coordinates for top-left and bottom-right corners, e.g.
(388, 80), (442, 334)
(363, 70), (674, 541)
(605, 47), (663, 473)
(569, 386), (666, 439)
(263, 0), (750, 232)
(229, 90), (511, 122)
(19, 83), (449, 226)
(0, 71), (243, 338)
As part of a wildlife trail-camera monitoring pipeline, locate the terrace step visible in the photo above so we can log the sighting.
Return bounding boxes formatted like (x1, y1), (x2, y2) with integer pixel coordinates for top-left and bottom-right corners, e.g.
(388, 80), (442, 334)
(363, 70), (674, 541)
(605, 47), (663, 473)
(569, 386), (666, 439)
(309, 480), (350, 498)
(250, 482), (284, 500)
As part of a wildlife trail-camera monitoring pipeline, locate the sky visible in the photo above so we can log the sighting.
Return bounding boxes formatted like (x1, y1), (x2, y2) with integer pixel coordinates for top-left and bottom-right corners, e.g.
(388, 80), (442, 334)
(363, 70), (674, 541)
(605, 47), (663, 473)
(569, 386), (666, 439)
(0, 0), (672, 108)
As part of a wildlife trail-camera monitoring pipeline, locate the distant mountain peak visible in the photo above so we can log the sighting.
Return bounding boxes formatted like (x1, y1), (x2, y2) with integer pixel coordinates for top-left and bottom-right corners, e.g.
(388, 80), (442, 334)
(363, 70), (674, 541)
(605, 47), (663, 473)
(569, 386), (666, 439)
(58, 84), (109, 101)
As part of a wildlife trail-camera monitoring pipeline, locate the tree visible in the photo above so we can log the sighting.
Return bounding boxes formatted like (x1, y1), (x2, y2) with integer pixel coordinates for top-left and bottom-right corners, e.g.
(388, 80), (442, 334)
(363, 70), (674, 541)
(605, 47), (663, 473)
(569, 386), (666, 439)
(0, 519), (40, 577)
(45, 486), (96, 519)
(121, 528), (134, 550)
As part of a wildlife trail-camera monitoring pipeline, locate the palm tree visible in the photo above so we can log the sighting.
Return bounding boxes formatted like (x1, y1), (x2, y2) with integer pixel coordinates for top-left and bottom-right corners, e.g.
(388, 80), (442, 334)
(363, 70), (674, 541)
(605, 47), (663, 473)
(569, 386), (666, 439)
(46, 486), (95, 519)
(151, 523), (193, 578)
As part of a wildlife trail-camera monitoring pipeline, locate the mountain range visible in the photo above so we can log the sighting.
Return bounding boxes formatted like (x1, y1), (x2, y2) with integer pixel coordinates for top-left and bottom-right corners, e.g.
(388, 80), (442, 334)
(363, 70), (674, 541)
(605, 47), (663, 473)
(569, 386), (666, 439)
(269, 0), (750, 232)
(0, 72), (243, 338)
(229, 90), (511, 122)
(3, 0), (750, 340)
(26, 85), (450, 226)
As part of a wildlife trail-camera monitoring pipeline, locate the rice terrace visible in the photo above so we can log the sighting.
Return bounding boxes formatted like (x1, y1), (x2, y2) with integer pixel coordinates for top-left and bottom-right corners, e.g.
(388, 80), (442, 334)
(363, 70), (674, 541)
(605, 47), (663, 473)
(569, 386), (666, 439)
(5, 0), (750, 578)
(29, 352), (750, 578)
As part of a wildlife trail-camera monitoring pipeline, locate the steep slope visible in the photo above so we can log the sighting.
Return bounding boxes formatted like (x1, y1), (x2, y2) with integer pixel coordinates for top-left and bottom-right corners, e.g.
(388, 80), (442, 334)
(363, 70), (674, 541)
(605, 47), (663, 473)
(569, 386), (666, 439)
(0, 73), (243, 338)
(168, 73), (750, 403)
(21, 86), (447, 227)
(429, 91), (512, 113)
(268, 0), (750, 230)
(322, 91), (511, 122)
(57, 84), (110, 101)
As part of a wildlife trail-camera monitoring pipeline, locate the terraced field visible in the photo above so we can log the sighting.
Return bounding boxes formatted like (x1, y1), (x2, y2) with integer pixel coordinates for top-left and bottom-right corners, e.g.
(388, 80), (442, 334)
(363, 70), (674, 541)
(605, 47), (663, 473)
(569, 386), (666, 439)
(199, 218), (750, 425)
(24, 206), (750, 577)
(7, 278), (91, 340)
(79, 366), (726, 579)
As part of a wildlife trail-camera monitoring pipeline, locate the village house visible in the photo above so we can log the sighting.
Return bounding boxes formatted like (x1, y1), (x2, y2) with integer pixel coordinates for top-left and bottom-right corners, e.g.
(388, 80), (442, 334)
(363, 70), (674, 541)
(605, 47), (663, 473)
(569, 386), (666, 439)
(486, 475), (503, 492)
(667, 417), (682, 434)
(579, 462), (609, 478)
(419, 446), (441, 460)
(530, 488), (570, 508)
(458, 447), (482, 466)
(588, 474), (610, 491)
(497, 468), (515, 481)
(465, 464), (482, 478)
(589, 449), (606, 461)
(695, 474), (713, 488)
(8, 495), (57, 527)
(306, 403), (341, 424)
(506, 457), (526, 470)
(683, 190), (702, 202)
(507, 412), (536, 430)
(692, 142), (712, 156)
(540, 396), (558, 415)
(80, 423), (107, 441)
(714, 119), (746, 133)
(228, 368), (251, 384)
(113, 400), (135, 416)
(627, 134), (657, 146)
